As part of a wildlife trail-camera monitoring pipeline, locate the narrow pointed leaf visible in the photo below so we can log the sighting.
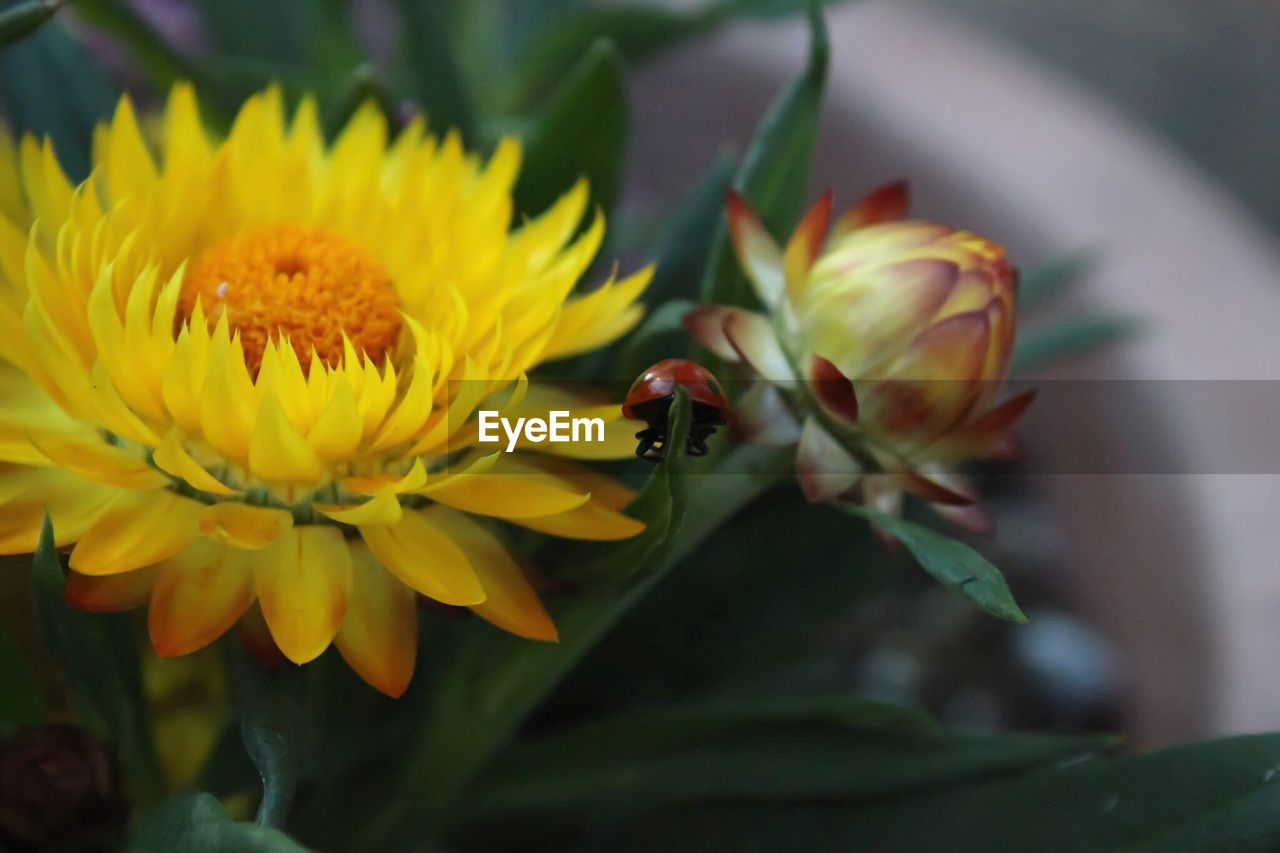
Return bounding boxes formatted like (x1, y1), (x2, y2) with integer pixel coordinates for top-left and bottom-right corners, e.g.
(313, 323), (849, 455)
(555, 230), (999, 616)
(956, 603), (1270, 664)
(31, 515), (163, 800)
(394, 0), (475, 142)
(514, 38), (628, 217)
(0, 0), (64, 48)
(847, 508), (1026, 623)
(702, 0), (828, 307)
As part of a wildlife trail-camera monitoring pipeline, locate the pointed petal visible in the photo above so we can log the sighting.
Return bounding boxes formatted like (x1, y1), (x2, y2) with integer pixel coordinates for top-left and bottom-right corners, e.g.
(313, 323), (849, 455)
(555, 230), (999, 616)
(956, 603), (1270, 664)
(150, 540), (255, 657)
(153, 430), (241, 496)
(255, 526), (353, 665)
(795, 418), (861, 504)
(431, 507), (557, 642)
(682, 305), (741, 362)
(896, 471), (974, 506)
(723, 310), (794, 382)
(833, 180), (910, 235)
(783, 190), (832, 299)
(315, 490), (404, 526)
(809, 355), (858, 425)
(69, 492), (203, 576)
(336, 546), (417, 698)
(359, 510), (486, 606)
(726, 189), (785, 306)
(511, 501), (645, 541)
(249, 395), (324, 484)
(418, 467), (590, 519)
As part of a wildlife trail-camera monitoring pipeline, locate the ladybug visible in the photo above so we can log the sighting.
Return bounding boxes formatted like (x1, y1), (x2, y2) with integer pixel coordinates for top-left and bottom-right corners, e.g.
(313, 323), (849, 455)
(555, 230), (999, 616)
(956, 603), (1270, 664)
(622, 359), (729, 460)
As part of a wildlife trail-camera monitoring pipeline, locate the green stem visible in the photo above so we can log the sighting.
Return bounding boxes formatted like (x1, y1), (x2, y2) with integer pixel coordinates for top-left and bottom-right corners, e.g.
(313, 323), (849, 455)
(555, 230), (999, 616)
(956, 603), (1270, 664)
(361, 441), (784, 849)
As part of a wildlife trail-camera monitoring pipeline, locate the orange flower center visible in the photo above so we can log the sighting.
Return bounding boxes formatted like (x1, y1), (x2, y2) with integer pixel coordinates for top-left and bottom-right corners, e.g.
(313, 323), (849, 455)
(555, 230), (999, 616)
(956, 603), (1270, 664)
(180, 225), (402, 373)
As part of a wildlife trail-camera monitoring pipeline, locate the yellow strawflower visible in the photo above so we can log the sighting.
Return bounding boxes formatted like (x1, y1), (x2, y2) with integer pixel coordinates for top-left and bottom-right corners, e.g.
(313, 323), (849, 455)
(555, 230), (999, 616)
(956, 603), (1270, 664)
(0, 85), (650, 696)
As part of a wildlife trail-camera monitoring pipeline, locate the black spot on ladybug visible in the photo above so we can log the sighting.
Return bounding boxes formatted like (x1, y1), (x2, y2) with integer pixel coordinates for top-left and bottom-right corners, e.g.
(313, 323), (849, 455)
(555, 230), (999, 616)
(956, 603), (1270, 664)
(622, 359), (729, 461)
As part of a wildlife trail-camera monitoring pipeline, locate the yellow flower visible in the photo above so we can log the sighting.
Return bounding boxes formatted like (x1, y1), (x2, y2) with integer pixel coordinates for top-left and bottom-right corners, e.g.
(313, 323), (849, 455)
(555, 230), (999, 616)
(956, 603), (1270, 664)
(0, 85), (651, 696)
(687, 183), (1031, 533)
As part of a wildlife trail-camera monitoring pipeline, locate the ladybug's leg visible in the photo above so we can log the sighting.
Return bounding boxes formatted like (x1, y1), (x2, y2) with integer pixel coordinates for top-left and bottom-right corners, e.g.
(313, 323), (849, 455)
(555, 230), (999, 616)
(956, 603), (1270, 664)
(686, 424), (717, 457)
(634, 427), (666, 462)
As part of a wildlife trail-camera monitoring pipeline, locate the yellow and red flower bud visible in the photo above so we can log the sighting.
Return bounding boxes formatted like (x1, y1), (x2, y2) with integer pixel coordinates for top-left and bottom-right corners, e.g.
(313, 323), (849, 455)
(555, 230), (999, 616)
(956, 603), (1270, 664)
(687, 182), (1031, 528)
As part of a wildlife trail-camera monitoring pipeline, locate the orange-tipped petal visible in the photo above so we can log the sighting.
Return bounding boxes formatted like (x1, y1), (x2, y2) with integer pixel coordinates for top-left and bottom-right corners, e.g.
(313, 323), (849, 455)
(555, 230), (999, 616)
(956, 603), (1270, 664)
(682, 305), (742, 362)
(336, 546), (418, 698)
(359, 510), (486, 605)
(726, 189), (785, 306)
(149, 540), (255, 657)
(833, 180), (910, 236)
(795, 418), (861, 504)
(723, 309), (794, 382)
(238, 604), (286, 668)
(783, 190), (832, 300)
(968, 389), (1037, 435)
(432, 507), (558, 642)
(65, 567), (156, 612)
(809, 355), (858, 425)
(255, 526), (353, 665)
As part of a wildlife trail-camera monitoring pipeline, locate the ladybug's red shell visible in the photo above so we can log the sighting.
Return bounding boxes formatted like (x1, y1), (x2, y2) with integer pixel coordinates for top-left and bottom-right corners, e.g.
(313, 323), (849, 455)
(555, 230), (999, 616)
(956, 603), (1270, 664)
(622, 359), (729, 420)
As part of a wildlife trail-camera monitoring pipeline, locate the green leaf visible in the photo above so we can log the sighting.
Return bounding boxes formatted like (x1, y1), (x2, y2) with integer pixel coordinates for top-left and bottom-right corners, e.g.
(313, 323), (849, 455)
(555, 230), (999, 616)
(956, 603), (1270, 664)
(363, 391), (697, 846)
(0, 626), (41, 735)
(129, 790), (309, 852)
(393, 0), (476, 142)
(507, 3), (730, 109)
(623, 733), (1280, 853)
(70, 0), (201, 88)
(0, 0), (63, 48)
(1013, 315), (1142, 373)
(847, 509), (1026, 624)
(30, 514), (163, 801)
(513, 38), (627, 218)
(234, 655), (307, 828)
(701, 0), (828, 307)
(462, 696), (1112, 823)
(0, 19), (116, 179)
(645, 150), (737, 306)
(1018, 253), (1096, 314)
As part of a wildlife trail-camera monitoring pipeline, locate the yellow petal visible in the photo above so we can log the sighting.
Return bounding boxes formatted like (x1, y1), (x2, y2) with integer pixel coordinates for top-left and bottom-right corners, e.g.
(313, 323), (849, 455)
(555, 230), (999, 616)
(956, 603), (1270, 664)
(65, 567), (156, 613)
(433, 507), (557, 642)
(315, 490), (403, 526)
(249, 395), (324, 484)
(29, 432), (169, 490)
(69, 492), (203, 576)
(149, 540), (255, 657)
(152, 430), (241, 497)
(255, 526), (353, 664)
(417, 467), (590, 519)
(359, 510), (485, 606)
(335, 545), (417, 698)
(511, 501), (645, 541)
(199, 502), (293, 550)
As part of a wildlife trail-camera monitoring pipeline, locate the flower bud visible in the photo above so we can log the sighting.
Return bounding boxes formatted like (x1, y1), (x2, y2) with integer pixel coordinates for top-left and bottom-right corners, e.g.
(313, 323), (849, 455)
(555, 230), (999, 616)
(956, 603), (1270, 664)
(686, 183), (1032, 531)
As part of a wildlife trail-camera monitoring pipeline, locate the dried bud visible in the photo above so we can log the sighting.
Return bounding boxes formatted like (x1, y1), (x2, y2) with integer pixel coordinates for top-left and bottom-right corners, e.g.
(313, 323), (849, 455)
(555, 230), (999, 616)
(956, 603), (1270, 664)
(0, 725), (128, 852)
